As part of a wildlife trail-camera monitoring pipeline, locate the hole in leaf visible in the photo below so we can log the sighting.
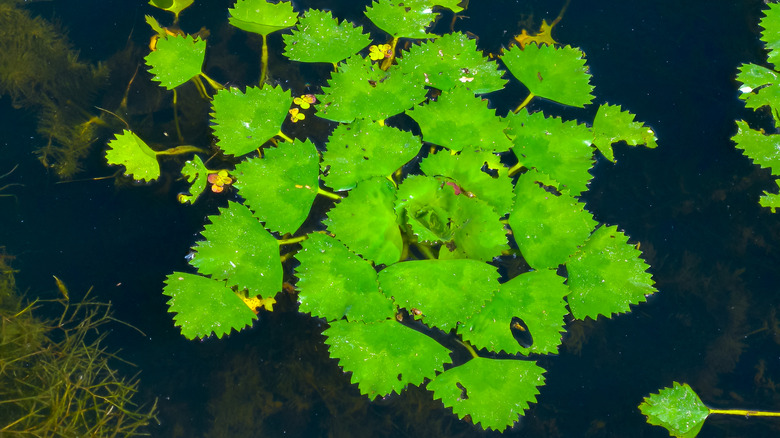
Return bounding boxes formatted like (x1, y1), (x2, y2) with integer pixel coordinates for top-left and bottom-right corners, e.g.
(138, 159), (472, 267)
(510, 316), (533, 348)
(456, 382), (469, 400)
(397, 373), (403, 381)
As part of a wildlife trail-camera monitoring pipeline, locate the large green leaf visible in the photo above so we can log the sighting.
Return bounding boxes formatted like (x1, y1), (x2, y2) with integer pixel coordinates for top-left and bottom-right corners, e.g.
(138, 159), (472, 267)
(283, 9), (371, 64)
(508, 171), (597, 269)
(163, 272), (257, 340)
(428, 358), (546, 432)
(234, 139), (319, 234)
(364, 0), (439, 39)
(316, 54), (428, 123)
(105, 130), (160, 182)
(761, 2), (780, 69)
(295, 233), (395, 322)
(396, 32), (507, 94)
(377, 259), (499, 331)
(501, 44), (594, 108)
(639, 382), (709, 438)
(567, 225), (657, 320)
(591, 104), (658, 162)
(189, 201), (282, 298)
(732, 120), (780, 175)
(211, 86), (292, 157)
(507, 110), (595, 195)
(458, 269), (569, 355)
(324, 319), (452, 399)
(324, 178), (404, 265)
(145, 34), (206, 90)
(406, 85), (513, 152)
(322, 119), (422, 191)
(228, 0), (298, 36)
(419, 149), (514, 216)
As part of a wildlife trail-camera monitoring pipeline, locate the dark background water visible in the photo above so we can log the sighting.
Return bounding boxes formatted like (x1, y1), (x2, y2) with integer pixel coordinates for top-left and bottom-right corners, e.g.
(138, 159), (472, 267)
(2, 0), (780, 437)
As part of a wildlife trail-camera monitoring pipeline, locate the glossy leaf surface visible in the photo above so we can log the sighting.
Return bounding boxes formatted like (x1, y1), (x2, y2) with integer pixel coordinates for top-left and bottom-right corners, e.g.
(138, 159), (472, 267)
(211, 86), (291, 156)
(283, 9), (371, 64)
(591, 104), (658, 162)
(639, 382), (709, 438)
(324, 319), (452, 399)
(145, 34), (205, 89)
(105, 130), (160, 182)
(364, 0), (438, 39)
(228, 0), (298, 36)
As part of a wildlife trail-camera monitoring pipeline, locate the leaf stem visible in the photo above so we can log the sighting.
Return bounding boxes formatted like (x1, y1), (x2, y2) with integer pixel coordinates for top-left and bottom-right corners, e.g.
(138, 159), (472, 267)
(199, 72), (224, 91)
(413, 242), (436, 260)
(317, 187), (342, 200)
(455, 338), (479, 359)
(514, 92), (535, 113)
(507, 162), (525, 176)
(279, 235), (308, 245)
(709, 408), (780, 417)
(157, 145), (207, 155)
(260, 34), (269, 87)
(277, 131), (294, 143)
(380, 37), (399, 71)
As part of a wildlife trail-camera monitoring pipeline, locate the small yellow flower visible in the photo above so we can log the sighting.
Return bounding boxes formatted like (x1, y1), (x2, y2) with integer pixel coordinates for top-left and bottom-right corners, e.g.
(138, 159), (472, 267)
(369, 44), (392, 61)
(289, 108), (305, 123)
(208, 170), (233, 193)
(293, 94), (317, 109)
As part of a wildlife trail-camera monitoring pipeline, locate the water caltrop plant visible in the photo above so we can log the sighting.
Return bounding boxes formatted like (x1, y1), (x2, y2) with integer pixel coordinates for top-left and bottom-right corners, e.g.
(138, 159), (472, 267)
(110, 0), (658, 431)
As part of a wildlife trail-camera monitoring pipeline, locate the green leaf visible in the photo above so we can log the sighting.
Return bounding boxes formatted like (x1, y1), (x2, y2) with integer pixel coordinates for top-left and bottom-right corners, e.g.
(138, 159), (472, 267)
(178, 155), (210, 204)
(507, 110), (595, 195)
(760, 180), (780, 213)
(395, 175), (458, 242)
(459, 269), (569, 355)
(428, 358), (546, 431)
(567, 225), (657, 320)
(234, 139), (319, 234)
(283, 9), (371, 64)
(322, 119), (422, 191)
(324, 319), (452, 399)
(639, 382), (709, 438)
(501, 44), (594, 108)
(148, 0), (194, 20)
(316, 54), (428, 123)
(295, 233), (395, 322)
(508, 171), (597, 269)
(591, 104), (658, 162)
(406, 85), (513, 152)
(761, 3), (780, 69)
(145, 34), (206, 90)
(211, 85), (292, 157)
(105, 130), (160, 182)
(439, 195), (509, 261)
(364, 0), (439, 39)
(395, 32), (507, 94)
(378, 259), (499, 332)
(189, 201), (282, 298)
(732, 120), (780, 175)
(324, 178), (404, 265)
(735, 63), (780, 123)
(419, 148), (514, 216)
(163, 272), (257, 340)
(228, 0), (298, 36)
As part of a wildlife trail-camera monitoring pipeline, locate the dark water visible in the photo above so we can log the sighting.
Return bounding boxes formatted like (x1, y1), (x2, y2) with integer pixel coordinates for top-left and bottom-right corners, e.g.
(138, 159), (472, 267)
(1, 0), (779, 437)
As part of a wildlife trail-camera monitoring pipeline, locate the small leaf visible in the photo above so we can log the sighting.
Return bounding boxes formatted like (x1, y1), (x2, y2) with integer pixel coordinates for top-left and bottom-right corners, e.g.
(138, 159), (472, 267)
(735, 63), (780, 123)
(163, 272), (257, 340)
(105, 130), (160, 182)
(760, 180), (780, 213)
(189, 201), (282, 298)
(316, 54), (428, 123)
(732, 119), (780, 175)
(378, 259), (499, 332)
(364, 0), (439, 39)
(324, 319), (452, 399)
(324, 178), (404, 265)
(567, 225), (657, 320)
(295, 233), (395, 322)
(211, 85), (292, 156)
(179, 155), (209, 204)
(283, 9), (371, 64)
(395, 175), (458, 242)
(234, 139), (319, 234)
(406, 85), (513, 152)
(506, 110), (595, 195)
(322, 119), (422, 191)
(639, 382), (709, 438)
(508, 171), (597, 269)
(148, 0), (194, 20)
(591, 104), (657, 162)
(439, 195), (509, 262)
(145, 34), (206, 90)
(428, 357), (546, 431)
(459, 269), (569, 355)
(228, 0), (298, 36)
(761, 2), (780, 69)
(501, 44), (594, 108)
(396, 32), (507, 94)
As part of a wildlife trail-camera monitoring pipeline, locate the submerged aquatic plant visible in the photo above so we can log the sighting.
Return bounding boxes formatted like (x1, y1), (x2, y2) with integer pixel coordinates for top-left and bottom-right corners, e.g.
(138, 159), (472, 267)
(110, 0), (659, 431)
(0, 254), (158, 436)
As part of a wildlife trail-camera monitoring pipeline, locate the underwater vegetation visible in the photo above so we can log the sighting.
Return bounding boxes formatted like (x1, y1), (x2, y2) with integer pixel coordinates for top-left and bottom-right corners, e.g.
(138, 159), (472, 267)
(0, 249), (158, 436)
(0, 1), (109, 178)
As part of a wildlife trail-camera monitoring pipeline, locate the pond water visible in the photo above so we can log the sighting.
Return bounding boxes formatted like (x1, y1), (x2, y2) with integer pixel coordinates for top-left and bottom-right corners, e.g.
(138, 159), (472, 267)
(1, 0), (779, 437)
